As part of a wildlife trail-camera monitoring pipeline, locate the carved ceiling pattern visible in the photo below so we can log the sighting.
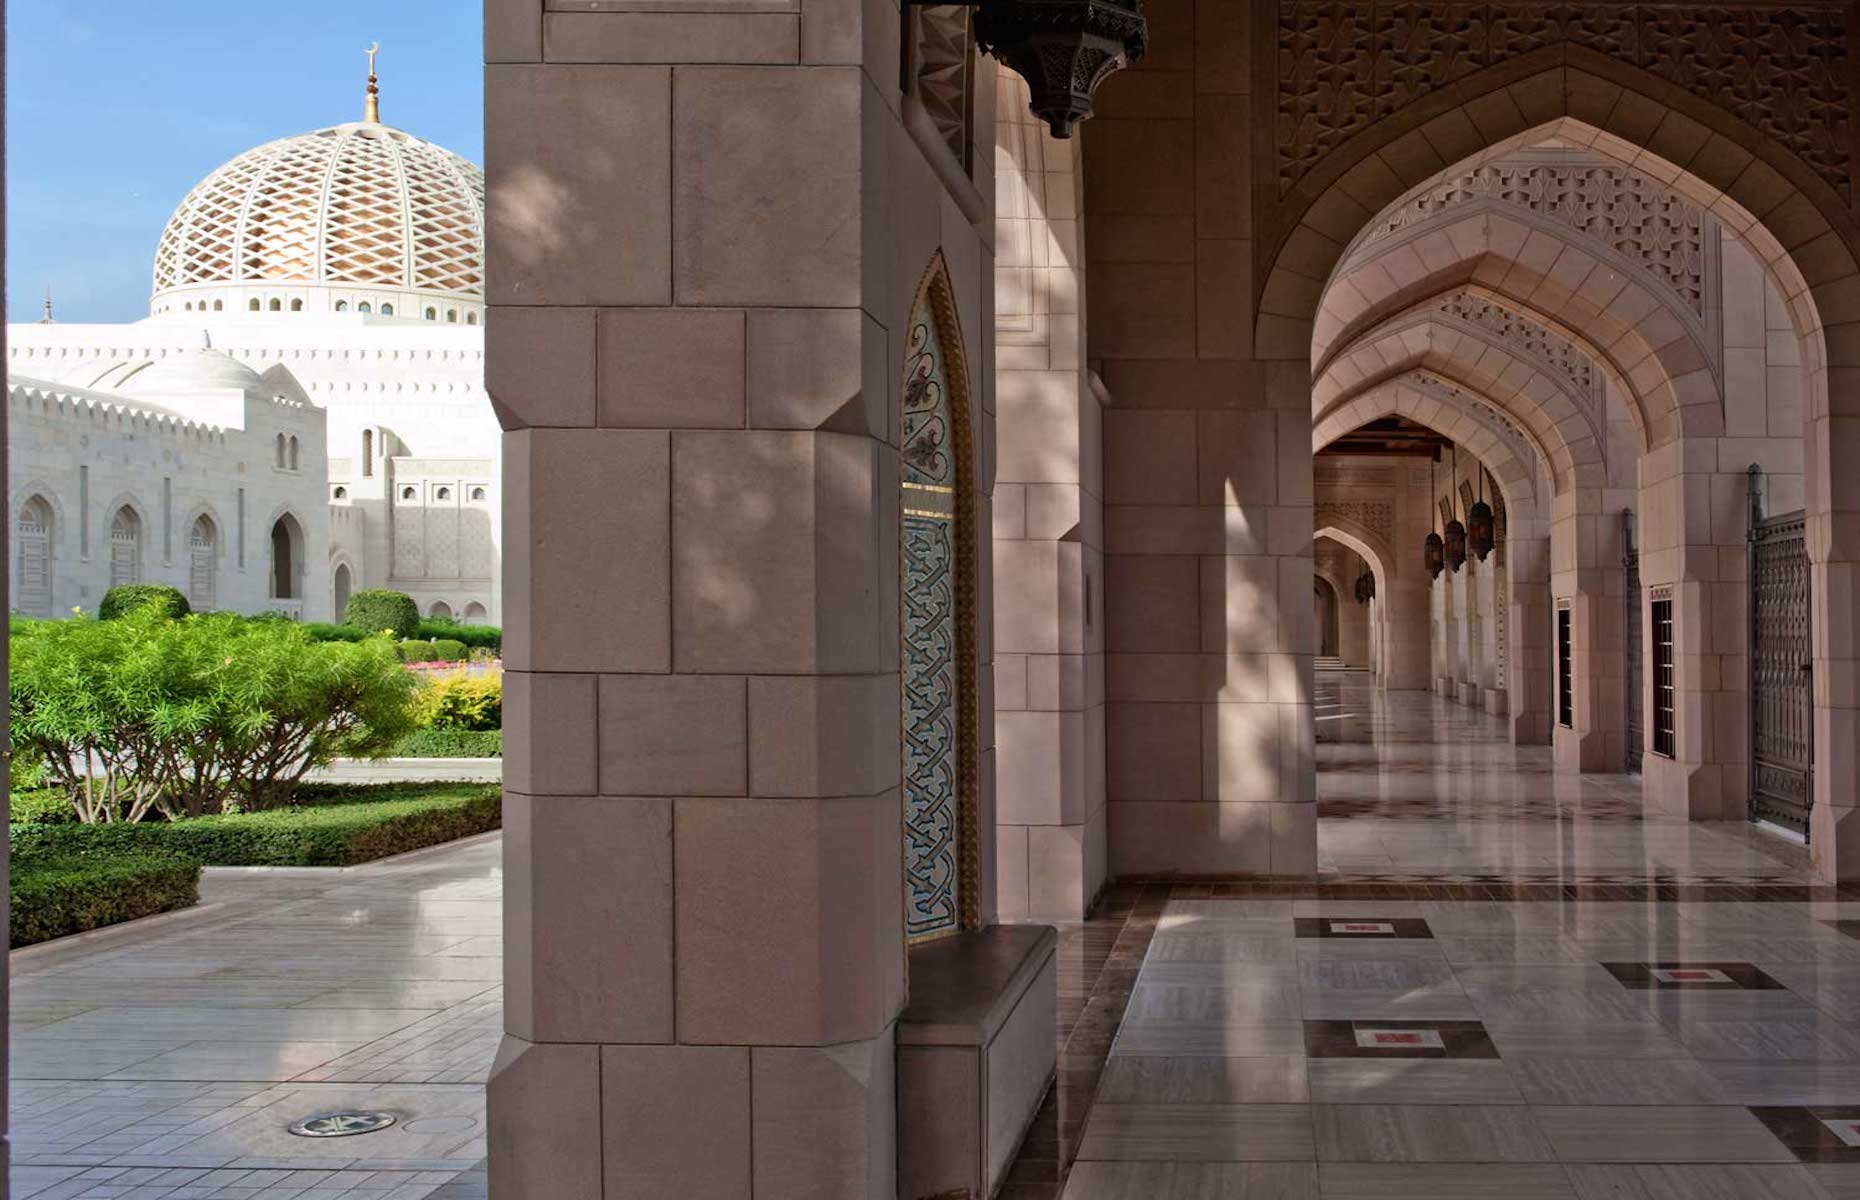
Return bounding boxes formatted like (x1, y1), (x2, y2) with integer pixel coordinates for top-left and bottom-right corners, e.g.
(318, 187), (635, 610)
(1275, 3), (1852, 205)
(910, 6), (976, 170)
(1367, 161), (1708, 314)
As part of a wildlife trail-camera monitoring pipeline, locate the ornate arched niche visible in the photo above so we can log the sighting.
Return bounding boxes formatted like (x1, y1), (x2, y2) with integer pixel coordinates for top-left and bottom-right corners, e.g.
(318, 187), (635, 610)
(901, 252), (979, 943)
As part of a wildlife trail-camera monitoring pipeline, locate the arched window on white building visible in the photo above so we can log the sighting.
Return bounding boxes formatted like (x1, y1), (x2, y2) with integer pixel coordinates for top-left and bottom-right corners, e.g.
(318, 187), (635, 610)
(188, 515), (217, 611)
(275, 433), (287, 468)
(335, 300), (349, 312)
(15, 496), (54, 617)
(334, 563), (353, 621)
(430, 600), (454, 620)
(109, 506), (142, 588)
(269, 298), (282, 312)
(290, 299), (302, 312)
(362, 429), (374, 478)
(248, 298), (261, 312)
(287, 436), (299, 471)
(270, 514), (303, 600)
(462, 601), (488, 626)
(381, 303), (395, 316)
(358, 302), (373, 315)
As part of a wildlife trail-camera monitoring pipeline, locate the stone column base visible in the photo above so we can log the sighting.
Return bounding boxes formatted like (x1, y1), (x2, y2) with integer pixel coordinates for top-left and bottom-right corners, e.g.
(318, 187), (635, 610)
(1483, 687), (1508, 715)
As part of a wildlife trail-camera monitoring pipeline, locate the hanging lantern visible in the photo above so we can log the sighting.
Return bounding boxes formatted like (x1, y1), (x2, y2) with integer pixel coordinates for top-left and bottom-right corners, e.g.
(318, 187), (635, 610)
(1443, 444), (1467, 573)
(1444, 516), (1467, 572)
(1423, 452), (1444, 580)
(1468, 466), (1494, 561)
(1467, 498), (1494, 561)
(973, 0), (1149, 137)
(1354, 570), (1375, 605)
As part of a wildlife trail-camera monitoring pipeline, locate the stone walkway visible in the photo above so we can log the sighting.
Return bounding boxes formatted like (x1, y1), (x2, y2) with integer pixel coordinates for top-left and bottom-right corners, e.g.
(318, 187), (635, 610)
(10, 837), (500, 1199)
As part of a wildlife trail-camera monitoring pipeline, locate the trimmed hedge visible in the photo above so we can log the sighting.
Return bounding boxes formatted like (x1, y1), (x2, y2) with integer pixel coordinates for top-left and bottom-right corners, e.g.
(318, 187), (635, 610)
(99, 584), (190, 621)
(399, 637), (469, 663)
(392, 728), (503, 758)
(13, 852), (201, 948)
(12, 788), (75, 825)
(417, 618), (501, 652)
(10, 783), (502, 868)
(302, 622), (370, 643)
(344, 590), (421, 639)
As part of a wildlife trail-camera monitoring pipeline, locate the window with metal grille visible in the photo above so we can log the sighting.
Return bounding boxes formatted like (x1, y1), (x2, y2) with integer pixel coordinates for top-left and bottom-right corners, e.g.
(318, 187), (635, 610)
(1557, 604), (1573, 728)
(1652, 597), (1675, 757)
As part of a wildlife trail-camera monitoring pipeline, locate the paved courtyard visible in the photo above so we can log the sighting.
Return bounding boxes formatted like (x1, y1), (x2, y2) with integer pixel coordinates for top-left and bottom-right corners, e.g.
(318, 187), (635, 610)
(10, 837), (500, 1199)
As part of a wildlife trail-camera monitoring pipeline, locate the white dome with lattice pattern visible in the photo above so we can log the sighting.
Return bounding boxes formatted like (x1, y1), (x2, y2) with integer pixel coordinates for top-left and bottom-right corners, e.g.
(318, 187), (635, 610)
(150, 120), (484, 322)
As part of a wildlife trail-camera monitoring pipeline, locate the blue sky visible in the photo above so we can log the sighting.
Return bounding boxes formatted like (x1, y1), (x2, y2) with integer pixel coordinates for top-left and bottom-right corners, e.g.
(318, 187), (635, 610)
(6, 1), (483, 324)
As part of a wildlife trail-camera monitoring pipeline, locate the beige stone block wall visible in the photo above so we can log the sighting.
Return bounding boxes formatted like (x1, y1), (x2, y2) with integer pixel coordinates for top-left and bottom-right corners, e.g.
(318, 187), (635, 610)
(993, 75), (1106, 920)
(485, 0), (998, 1192)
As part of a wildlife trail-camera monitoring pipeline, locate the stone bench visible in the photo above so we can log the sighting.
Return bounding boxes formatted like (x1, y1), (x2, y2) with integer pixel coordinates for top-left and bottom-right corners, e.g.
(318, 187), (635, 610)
(896, 923), (1057, 1200)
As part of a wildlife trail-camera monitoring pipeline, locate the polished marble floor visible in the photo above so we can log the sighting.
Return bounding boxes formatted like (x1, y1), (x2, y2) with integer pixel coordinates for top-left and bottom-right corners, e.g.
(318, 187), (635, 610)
(9, 840), (499, 1199)
(15, 683), (1857, 1199)
(1044, 683), (1860, 1198)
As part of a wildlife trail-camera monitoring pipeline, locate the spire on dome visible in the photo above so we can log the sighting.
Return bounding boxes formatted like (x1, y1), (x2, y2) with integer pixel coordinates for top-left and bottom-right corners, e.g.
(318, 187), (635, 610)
(365, 42), (381, 123)
(38, 288), (54, 324)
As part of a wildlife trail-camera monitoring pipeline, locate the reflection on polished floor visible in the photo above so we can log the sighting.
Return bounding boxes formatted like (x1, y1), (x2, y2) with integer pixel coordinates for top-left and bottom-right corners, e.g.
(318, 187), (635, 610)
(1040, 682), (1860, 1199)
(10, 840), (498, 1200)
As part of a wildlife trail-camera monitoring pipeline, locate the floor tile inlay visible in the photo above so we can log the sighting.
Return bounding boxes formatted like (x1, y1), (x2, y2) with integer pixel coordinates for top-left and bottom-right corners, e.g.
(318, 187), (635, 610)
(1601, 961), (1788, 990)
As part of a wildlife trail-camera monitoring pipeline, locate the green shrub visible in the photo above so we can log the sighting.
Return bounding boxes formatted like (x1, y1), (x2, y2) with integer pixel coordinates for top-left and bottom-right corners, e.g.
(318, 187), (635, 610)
(398, 638), (468, 663)
(417, 618), (501, 652)
(393, 728), (502, 758)
(343, 590), (420, 639)
(302, 622), (369, 643)
(11, 788), (75, 825)
(414, 668), (502, 731)
(12, 852), (200, 947)
(10, 610), (419, 819)
(10, 784), (501, 868)
(98, 584), (191, 621)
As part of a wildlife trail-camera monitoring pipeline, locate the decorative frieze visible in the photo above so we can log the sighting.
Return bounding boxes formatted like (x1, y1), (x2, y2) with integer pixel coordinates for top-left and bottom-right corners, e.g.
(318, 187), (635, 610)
(1275, 3), (1852, 205)
(1369, 162), (1708, 315)
(1316, 498), (1395, 542)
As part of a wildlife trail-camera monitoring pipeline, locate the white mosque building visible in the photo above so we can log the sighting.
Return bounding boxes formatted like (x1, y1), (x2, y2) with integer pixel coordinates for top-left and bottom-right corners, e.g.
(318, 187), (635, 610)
(7, 64), (498, 624)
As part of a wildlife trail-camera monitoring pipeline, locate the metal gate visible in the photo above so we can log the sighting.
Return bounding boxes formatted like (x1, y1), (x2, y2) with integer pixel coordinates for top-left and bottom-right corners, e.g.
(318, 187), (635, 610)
(1748, 465), (1813, 837)
(1623, 509), (1642, 772)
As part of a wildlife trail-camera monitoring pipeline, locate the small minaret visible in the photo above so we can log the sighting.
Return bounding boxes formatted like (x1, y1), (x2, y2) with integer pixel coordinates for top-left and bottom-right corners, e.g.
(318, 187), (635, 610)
(38, 288), (54, 324)
(364, 42), (381, 123)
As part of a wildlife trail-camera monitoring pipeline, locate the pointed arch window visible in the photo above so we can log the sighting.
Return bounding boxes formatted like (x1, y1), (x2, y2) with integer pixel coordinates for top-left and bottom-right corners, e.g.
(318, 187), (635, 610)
(188, 515), (217, 610)
(900, 253), (978, 943)
(16, 496), (54, 617)
(109, 506), (142, 587)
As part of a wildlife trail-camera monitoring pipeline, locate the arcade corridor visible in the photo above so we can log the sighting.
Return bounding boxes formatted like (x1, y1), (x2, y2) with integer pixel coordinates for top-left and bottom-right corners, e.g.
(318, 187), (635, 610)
(1011, 681), (1858, 1198)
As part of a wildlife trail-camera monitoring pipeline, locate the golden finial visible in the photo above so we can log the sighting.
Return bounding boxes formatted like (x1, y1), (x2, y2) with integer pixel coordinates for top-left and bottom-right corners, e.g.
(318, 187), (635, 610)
(364, 42), (381, 123)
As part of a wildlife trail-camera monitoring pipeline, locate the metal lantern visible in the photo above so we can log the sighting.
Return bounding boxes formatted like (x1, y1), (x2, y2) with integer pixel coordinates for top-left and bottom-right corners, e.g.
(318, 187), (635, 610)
(1444, 516), (1467, 572)
(1467, 498), (1494, 561)
(1443, 444), (1467, 573)
(1354, 570), (1375, 605)
(973, 0), (1148, 137)
(1423, 452), (1444, 579)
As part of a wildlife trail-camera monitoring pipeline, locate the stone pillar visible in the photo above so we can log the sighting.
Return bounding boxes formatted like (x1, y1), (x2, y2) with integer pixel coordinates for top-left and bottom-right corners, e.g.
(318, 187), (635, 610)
(483, 1), (995, 1193)
(993, 83), (1106, 921)
(1551, 489), (1616, 770)
(1086, 4), (1316, 880)
(1337, 585), (1371, 667)
(1508, 527), (1553, 745)
(1381, 464), (1432, 690)
(1811, 361), (1860, 879)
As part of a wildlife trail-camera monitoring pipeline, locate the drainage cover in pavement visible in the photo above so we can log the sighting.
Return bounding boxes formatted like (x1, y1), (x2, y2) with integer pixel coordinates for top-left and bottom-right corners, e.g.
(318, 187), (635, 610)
(288, 1110), (398, 1138)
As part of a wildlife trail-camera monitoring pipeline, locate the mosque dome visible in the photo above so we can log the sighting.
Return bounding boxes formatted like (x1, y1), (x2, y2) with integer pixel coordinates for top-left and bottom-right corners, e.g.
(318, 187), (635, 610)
(148, 101), (484, 320)
(118, 335), (268, 398)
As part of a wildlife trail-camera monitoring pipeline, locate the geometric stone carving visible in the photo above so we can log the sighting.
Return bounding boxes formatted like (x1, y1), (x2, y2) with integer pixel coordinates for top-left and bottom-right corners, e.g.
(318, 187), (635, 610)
(1369, 161), (1709, 315)
(1275, 3), (1852, 205)
(1315, 499), (1394, 543)
(909, 6), (976, 171)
